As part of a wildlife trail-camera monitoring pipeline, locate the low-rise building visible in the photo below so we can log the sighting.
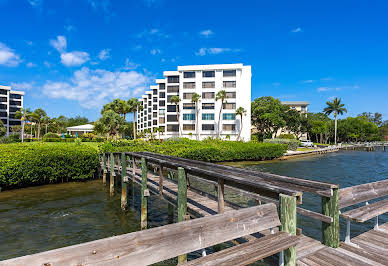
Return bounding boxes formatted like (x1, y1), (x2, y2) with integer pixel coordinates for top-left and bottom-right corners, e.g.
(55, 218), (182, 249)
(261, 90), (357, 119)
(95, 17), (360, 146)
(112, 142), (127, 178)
(0, 85), (24, 136)
(66, 124), (94, 137)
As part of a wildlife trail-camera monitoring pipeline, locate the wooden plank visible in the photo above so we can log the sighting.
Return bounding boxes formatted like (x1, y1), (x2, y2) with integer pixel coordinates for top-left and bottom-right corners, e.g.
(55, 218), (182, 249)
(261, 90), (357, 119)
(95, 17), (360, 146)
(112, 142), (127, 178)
(340, 198), (388, 222)
(0, 204), (281, 266)
(322, 188), (339, 248)
(182, 232), (300, 266)
(339, 243), (387, 266)
(217, 177), (225, 214)
(141, 157), (148, 230)
(177, 167), (188, 264)
(339, 179), (388, 208)
(280, 194), (297, 266)
(109, 152), (115, 196)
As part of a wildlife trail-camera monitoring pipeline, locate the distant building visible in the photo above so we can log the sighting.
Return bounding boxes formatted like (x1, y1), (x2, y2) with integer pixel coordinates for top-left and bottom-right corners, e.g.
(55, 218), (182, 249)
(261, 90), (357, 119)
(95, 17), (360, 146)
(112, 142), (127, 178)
(66, 124), (94, 137)
(0, 85), (24, 136)
(281, 101), (309, 113)
(137, 64), (252, 141)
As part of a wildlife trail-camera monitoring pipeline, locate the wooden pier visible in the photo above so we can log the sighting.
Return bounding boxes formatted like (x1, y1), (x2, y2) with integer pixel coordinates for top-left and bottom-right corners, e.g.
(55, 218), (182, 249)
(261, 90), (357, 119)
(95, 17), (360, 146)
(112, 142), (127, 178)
(1, 152), (388, 265)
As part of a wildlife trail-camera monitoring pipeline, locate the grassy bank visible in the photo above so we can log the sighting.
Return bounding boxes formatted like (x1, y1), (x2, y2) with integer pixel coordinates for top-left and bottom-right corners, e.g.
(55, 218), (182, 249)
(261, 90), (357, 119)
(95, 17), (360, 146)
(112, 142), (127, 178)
(0, 143), (99, 190)
(100, 138), (287, 162)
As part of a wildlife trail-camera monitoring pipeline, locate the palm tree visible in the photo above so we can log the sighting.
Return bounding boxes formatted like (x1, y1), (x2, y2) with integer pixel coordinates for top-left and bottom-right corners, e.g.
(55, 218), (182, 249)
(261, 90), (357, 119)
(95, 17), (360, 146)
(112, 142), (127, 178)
(323, 97), (347, 145)
(235, 107), (247, 141)
(33, 108), (47, 140)
(216, 90), (227, 138)
(170, 95), (181, 137)
(94, 110), (125, 139)
(128, 98), (142, 140)
(15, 108), (30, 142)
(28, 112), (40, 139)
(191, 93), (201, 140)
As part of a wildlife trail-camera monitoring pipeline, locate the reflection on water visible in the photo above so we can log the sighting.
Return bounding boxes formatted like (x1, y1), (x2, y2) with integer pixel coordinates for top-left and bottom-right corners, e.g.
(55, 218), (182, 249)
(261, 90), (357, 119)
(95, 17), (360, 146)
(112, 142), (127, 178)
(1, 149), (387, 263)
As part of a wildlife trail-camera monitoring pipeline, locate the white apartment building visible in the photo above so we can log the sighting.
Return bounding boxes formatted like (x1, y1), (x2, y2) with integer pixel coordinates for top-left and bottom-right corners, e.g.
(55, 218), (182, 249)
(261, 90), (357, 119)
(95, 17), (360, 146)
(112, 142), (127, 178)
(137, 64), (251, 141)
(0, 85), (24, 136)
(281, 101), (309, 113)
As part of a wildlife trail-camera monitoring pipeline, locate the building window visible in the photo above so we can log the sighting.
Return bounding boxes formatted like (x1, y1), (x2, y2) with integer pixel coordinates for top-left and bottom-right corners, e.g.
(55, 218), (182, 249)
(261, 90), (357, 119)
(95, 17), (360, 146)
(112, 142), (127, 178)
(9, 100), (21, 106)
(183, 113), (195, 120)
(167, 86), (179, 93)
(184, 72), (195, 78)
(153, 112), (157, 118)
(202, 92), (214, 99)
(9, 120), (21, 126)
(148, 114), (151, 120)
(223, 124), (236, 131)
(1, 119), (7, 124)
(159, 108), (165, 115)
(159, 83), (165, 90)
(202, 124), (215, 131)
(223, 70), (236, 77)
(183, 103), (195, 109)
(153, 97), (157, 102)
(202, 113), (214, 120)
(148, 108), (151, 113)
(223, 81), (236, 88)
(183, 124), (195, 131)
(167, 124), (179, 132)
(203, 71), (215, 78)
(153, 89), (157, 95)
(159, 117), (165, 124)
(168, 76), (179, 83)
(10, 94), (22, 99)
(167, 115), (178, 122)
(153, 104), (157, 110)
(223, 103), (236, 109)
(202, 82), (215, 88)
(202, 103), (215, 110)
(159, 126), (165, 132)
(225, 92), (236, 98)
(148, 94), (151, 99)
(167, 105), (177, 112)
(167, 95), (179, 102)
(144, 110), (147, 115)
(158, 100), (165, 106)
(159, 92), (165, 98)
(0, 97), (7, 102)
(148, 121), (151, 127)
(0, 89), (7, 95)
(153, 120), (157, 125)
(0, 104), (7, 110)
(301, 106), (307, 112)
(183, 82), (196, 89)
(0, 112), (7, 117)
(223, 113), (236, 120)
(183, 93), (193, 100)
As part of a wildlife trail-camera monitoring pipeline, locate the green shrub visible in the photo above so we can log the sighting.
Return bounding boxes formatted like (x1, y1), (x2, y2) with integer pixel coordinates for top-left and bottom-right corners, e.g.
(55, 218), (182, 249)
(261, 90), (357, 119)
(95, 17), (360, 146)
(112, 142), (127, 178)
(0, 143), (99, 190)
(0, 136), (12, 144)
(278, 134), (295, 140)
(43, 132), (60, 142)
(263, 138), (300, 151)
(100, 138), (287, 162)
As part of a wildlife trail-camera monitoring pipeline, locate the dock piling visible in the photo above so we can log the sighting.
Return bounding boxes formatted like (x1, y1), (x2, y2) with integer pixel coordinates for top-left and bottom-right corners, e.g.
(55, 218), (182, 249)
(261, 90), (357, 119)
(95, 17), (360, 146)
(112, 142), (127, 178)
(280, 194), (297, 266)
(102, 153), (107, 186)
(177, 167), (188, 263)
(109, 152), (115, 196)
(158, 163), (163, 198)
(141, 157), (148, 230)
(121, 153), (128, 211)
(217, 177), (225, 214)
(322, 188), (339, 248)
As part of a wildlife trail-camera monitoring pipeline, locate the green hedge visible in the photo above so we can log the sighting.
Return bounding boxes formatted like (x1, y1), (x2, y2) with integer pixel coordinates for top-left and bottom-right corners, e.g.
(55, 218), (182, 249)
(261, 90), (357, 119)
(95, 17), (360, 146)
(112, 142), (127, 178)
(0, 143), (99, 190)
(100, 138), (287, 162)
(263, 138), (300, 151)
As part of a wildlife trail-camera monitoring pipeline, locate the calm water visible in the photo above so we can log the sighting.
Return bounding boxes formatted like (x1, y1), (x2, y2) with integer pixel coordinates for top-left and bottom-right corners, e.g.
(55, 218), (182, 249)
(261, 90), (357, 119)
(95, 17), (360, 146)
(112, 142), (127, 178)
(0, 149), (387, 261)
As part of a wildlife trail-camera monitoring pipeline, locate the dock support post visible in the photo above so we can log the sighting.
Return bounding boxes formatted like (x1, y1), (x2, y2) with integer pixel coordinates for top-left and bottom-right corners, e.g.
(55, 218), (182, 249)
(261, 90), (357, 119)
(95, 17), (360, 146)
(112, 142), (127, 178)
(217, 177), (225, 214)
(280, 194), (296, 266)
(121, 153), (128, 211)
(177, 167), (188, 264)
(168, 203), (174, 224)
(109, 152), (115, 196)
(102, 153), (107, 186)
(322, 188), (339, 248)
(158, 163), (163, 198)
(132, 156), (136, 183)
(141, 157), (148, 230)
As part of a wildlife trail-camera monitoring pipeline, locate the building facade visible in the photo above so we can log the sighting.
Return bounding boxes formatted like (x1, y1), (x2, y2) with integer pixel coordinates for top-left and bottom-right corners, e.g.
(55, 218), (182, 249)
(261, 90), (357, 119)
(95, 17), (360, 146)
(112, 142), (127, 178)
(137, 64), (251, 141)
(0, 85), (24, 136)
(281, 101), (309, 113)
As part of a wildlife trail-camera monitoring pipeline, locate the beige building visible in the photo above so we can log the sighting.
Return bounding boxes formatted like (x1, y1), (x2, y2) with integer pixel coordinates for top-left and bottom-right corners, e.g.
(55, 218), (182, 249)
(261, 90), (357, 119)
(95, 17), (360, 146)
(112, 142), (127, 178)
(0, 85), (24, 136)
(278, 101), (310, 139)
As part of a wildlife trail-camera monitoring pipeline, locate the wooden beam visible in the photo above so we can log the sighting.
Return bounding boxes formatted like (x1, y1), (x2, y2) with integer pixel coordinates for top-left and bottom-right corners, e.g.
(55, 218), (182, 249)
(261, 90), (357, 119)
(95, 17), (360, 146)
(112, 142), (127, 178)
(280, 194), (297, 266)
(121, 153), (128, 211)
(322, 188), (339, 248)
(218, 178), (225, 214)
(158, 163), (163, 198)
(177, 167), (188, 263)
(141, 157), (148, 230)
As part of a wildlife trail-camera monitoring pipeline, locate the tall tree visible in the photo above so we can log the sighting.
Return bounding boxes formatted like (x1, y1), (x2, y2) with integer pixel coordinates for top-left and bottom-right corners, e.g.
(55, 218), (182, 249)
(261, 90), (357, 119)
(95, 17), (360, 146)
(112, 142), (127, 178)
(14, 108), (31, 142)
(323, 97), (347, 144)
(216, 90), (227, 138)
(94, 110), (125, 139)
(235, 107), (247, 141)
(170, 95), (181, 136)
(33, 108), (47, 140)
(191, 93), (201, 140)
(128, 98), (142, 140)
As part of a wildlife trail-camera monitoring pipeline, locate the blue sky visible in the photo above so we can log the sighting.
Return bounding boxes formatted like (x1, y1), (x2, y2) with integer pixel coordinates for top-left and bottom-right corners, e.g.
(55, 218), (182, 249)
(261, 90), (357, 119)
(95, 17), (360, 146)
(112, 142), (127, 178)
(1, 0), (388, 121)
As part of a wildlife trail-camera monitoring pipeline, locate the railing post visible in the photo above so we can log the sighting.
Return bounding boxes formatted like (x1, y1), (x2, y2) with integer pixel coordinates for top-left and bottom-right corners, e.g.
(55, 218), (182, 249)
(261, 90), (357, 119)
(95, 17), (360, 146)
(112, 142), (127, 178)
(132, 156), (136, 183)
(280, 194), (296, 266)
(177, 167), (188, 264)
(110, 152), (115, 196)
(121, 153), (128, 211)
(102, 153), (107, 186)
(218, 177), (225, 214)
(322, 188), (339, 248)
(158, 163), (163, 198)
(141, 157), (148, 230)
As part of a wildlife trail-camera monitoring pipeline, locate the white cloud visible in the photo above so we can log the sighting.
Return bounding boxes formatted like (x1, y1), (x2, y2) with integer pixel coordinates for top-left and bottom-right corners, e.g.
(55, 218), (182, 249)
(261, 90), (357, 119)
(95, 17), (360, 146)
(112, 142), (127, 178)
(26, 62), (37, 68)
(98, 49), (110, 60)
(61, 51), (90, 67)
(50, 36), (67, 53)
(27, 0), (43, 7)
(317, 87), (341, 92)
(137, 28), (169, 40)
(11, 82), (34, 90)
(42, 67), (151, 109)
(150, 49), (161, 55)
(0, 42), (22, 67)
(199, 29), (214, 38)
(87, 0), (113, 17)
(291, 27), (302, 33)
(123, 58), (139, 70)
(195, 47), (239, 56)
